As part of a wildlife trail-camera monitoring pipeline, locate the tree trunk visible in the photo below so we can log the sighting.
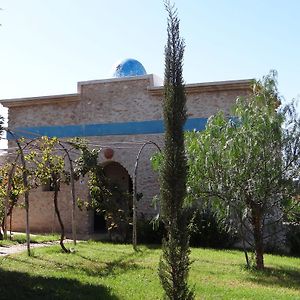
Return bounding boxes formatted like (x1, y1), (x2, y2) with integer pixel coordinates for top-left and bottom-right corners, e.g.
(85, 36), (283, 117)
(9, 209), (13, 240)
(1, 204), (15, 241)
(3, 195), (8, 240)
(251, 206), (264, 270)
(24, 190), (30, 255)
(240, 224), (250, 268)
(59, 143), (77, 246)
(132, 163), (138, 251)
(69, 160), (77, 246)
(17, 142), (31, 256)
(4, 166), (15, 240)
(53, 177), (70, 253)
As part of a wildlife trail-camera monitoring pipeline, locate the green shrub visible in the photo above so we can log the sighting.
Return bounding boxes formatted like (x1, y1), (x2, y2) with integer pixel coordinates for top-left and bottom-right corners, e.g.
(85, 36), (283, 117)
(189, 208), (237, 249)
(136, 209), (237, 249)
(286, 223), (300, 256)
(137, 215), (164, 244)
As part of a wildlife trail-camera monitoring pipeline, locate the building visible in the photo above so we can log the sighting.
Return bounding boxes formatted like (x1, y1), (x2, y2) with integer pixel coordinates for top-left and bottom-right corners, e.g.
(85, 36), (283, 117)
(0, 59), (251, 235)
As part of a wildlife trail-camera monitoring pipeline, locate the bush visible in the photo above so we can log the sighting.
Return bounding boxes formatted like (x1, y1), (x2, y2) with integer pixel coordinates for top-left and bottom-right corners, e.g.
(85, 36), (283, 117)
(189, 208), (237, 249)
(137, 215), (165, 244)
(286, 223), (300, 256)
(136, 209), (237, 249)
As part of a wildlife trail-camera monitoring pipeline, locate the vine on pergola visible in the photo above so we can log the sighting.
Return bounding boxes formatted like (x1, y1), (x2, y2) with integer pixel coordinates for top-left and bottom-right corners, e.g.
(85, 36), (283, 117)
(0, 130), (162, 254)
(1, 131), (82, 255)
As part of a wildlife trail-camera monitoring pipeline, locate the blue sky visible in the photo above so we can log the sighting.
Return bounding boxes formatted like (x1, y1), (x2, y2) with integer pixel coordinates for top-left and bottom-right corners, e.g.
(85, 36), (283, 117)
(0, 1), (299, 114)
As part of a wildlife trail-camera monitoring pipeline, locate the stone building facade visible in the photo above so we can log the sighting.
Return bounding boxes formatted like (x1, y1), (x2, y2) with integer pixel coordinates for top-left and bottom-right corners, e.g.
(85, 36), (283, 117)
(0, 62), (251, 235)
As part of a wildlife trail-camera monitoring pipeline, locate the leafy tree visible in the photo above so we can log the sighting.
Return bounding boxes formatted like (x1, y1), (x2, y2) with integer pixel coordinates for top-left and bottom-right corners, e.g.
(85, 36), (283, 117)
(158, 2), (194, 299)
(72, 139), (108, 211)
(0, 164), (24, 239)
(0, 133), (32, 254)
(0, 116), (6, 237)
(15, 138), (31, 255)
(26, 137), (69, 253)
(73, 139), (132, 241)
(186, 71), (300, 269)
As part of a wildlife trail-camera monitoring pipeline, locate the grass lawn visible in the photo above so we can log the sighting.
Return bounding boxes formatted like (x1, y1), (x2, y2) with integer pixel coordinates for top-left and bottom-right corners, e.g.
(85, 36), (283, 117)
(0, 241), (299, 299)
(0, 233), (60, 247)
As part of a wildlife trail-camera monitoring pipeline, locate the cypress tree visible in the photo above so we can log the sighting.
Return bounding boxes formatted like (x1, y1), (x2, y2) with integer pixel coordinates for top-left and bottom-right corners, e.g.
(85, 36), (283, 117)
(159, 2), (194, 299)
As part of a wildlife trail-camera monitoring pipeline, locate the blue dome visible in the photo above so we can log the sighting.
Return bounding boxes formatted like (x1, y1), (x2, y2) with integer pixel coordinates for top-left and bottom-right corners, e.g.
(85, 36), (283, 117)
(113, 59), (147, 78)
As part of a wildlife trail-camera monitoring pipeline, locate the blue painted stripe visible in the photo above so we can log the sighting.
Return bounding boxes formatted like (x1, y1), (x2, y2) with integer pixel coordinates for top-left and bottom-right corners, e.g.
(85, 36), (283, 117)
(7, 118), (208, 140)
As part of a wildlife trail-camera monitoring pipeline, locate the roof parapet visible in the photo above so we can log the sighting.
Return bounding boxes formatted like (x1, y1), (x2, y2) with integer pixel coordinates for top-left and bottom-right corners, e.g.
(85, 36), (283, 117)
(0, 93), (80, 108)
(148, 79), (253, 96)
(0, 77), (252, 108)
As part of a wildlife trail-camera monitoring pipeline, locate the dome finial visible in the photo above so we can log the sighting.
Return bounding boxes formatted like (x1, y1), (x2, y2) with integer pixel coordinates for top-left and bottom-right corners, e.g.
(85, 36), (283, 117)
(113, 58), (147, 78)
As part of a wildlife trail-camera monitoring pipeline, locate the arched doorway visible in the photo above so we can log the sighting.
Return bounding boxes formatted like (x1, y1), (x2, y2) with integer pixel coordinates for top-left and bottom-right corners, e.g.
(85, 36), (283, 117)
(93, 161), (133, 237)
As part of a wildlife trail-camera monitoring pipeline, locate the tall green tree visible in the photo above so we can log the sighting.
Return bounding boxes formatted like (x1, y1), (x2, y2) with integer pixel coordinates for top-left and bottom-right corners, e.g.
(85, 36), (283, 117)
(26, 137), (69, 253)
(159, 2), (194, 299)
(186, 71), (300, 269)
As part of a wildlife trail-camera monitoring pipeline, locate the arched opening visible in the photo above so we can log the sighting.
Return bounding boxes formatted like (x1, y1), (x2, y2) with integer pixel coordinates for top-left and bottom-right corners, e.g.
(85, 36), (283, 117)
(93, 161), (133, 235)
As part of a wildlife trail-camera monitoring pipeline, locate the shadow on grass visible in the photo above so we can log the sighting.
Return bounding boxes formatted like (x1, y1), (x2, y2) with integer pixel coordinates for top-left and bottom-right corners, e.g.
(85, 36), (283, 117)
(76, 252), (143, 277)
(142, 244), (161, 250)
(247, 267), (300, 290)
(8, 251), (143, 279)
(9, 255), (79, 274)
(0, 268), (119, 300)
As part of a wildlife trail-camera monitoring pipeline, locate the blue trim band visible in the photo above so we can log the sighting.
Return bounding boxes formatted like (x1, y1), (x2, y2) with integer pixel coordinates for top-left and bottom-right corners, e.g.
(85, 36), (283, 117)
(7, 118), (208, 140)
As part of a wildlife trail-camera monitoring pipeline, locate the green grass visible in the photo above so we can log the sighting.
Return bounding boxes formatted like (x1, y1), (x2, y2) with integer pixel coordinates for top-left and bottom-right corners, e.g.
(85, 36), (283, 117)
(13, 233), (60, 243)
(0, 242), (299, 299)
(0, 233), (60, 247)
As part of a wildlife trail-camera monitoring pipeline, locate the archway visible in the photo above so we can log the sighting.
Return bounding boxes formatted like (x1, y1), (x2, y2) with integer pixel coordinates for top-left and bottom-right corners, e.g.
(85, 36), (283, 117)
(93, 161), (133, 235)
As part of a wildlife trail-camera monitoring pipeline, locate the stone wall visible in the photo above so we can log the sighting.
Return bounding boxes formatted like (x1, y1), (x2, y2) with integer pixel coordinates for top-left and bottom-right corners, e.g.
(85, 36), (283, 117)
(3, 75), (251, 234)
(10, 181), (91, 234)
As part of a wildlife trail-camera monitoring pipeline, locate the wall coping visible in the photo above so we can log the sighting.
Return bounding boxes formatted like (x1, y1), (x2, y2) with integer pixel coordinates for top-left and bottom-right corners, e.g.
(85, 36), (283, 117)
(148, 79), (253, 96)
(0, 93), (80, 108)
(0, 75), (253, 107)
